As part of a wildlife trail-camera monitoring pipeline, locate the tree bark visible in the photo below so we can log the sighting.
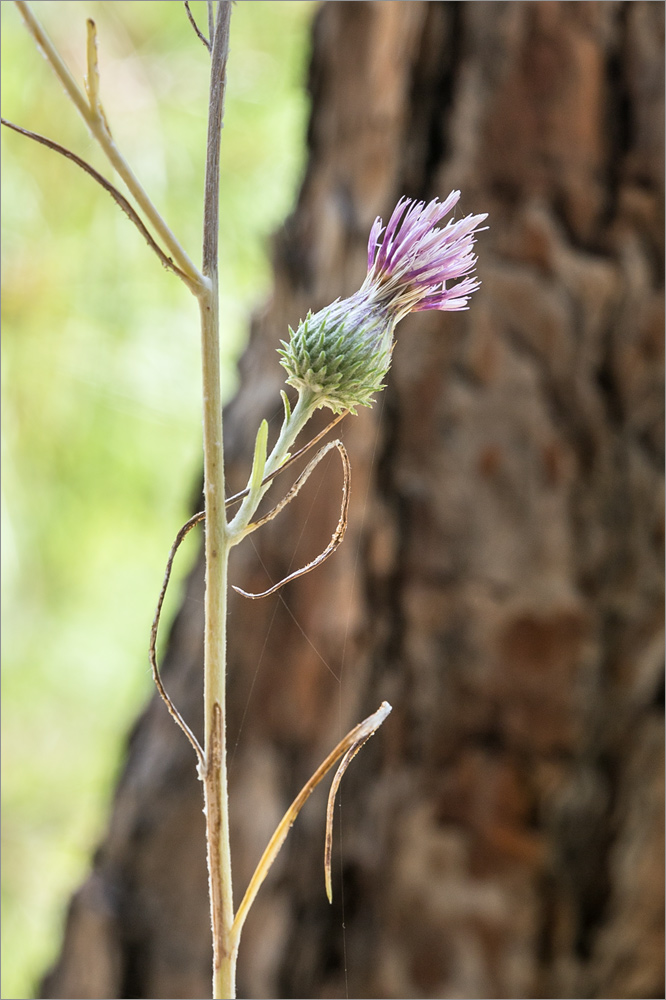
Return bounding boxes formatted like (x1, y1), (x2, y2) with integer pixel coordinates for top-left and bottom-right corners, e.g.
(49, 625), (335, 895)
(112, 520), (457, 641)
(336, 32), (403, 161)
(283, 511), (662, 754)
(41, 2), (664, 998)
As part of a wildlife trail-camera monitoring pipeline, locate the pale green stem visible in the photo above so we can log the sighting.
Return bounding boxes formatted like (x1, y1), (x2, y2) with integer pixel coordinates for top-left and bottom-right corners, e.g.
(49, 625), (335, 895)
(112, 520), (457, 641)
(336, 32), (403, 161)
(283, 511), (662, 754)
(266, 389), (318, 476)
(227, 388), (317, 539)
(199, 5), (234, 998)
(14, 0), (203, 293)
(198, 286), (235, 999)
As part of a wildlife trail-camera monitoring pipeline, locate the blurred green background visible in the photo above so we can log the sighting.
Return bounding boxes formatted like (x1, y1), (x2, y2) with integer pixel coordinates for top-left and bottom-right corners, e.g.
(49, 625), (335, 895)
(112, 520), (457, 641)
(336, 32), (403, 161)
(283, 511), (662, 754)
(0, 2), (315, 996)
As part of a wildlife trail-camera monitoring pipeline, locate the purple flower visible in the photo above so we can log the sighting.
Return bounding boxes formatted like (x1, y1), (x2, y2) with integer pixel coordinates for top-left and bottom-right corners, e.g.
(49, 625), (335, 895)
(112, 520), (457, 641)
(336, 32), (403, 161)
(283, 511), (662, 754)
(279, 192), (487, 413)
(363, 192), (488, 319)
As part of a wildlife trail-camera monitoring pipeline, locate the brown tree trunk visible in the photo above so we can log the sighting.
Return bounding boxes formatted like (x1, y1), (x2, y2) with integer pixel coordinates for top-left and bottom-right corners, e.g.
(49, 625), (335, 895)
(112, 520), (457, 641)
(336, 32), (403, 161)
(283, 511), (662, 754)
(41, 2), (664, 998)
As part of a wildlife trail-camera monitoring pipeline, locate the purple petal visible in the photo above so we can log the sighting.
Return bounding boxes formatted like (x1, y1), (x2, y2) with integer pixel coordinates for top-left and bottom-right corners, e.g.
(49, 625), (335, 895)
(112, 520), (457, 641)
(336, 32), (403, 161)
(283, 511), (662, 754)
(367, 217), (384, 270)
(365, 191), (486, 317)
(375, 197), (411, 271)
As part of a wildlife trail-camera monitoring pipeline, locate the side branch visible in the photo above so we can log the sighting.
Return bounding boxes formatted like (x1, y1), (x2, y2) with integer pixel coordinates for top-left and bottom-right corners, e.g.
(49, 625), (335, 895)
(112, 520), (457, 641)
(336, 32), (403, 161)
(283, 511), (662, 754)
(1, 118), (191, 283)
(14, 0), (203, 292)
(224, 409), (349, 510)
(184, 0), (211, 52)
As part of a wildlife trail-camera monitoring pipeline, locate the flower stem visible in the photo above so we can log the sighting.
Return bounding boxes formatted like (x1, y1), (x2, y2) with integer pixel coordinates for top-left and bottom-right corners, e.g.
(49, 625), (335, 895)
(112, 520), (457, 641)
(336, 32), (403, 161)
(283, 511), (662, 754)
(227, 388), (317, 538)
(266, 389), (318, 475)
(197, 4), (235, 997)
(198, 288), (235, 1000)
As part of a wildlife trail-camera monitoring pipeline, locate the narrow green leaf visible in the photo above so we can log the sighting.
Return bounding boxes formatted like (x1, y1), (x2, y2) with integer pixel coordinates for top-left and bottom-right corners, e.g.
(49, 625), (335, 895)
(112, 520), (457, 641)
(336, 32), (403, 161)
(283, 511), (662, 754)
(250, 419), (268, 495)
(280, 390), (292, 424)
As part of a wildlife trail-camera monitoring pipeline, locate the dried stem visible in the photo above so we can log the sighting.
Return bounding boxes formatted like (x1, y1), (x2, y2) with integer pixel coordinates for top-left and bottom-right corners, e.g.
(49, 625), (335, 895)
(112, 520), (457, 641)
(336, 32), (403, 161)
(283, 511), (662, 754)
(149, 512), (205, 766)
(184, 0), (211, 52)
(0, 118), (190, 283)
(84, 17), (102, 117)
(14, 0), (203, 294)
(245, 438), (349, 536)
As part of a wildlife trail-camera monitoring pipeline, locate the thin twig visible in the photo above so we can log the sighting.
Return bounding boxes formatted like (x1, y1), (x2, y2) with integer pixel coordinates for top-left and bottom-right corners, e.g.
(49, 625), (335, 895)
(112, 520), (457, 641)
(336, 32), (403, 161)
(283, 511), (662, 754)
(207, 0), (216, 47)
(0, 118), (191, 283)
(84, 18), (102, 117)
(231, 702), (392, 948)
(202, 1), (230, 279)
(184, 0), (211, 52)
(224, 409), (349, 509)
(232, 439), (351, 598)
(149, 512), (206, 766)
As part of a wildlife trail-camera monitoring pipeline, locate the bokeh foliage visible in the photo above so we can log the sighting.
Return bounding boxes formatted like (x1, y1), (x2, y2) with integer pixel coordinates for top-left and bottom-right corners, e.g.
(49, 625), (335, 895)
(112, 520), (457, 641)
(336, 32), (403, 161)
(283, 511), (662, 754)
(0, 2), (315, 995)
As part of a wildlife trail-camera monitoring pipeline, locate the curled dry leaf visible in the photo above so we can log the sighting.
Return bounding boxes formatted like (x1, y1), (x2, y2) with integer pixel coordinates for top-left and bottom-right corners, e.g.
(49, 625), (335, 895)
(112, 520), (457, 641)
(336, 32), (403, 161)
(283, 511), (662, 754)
(148, 421), (351, 762)
(149, 511), (206, 765)
(231, 701), (392, 948)
(232, 438), (351, 599)
(324, 735), (373, 903)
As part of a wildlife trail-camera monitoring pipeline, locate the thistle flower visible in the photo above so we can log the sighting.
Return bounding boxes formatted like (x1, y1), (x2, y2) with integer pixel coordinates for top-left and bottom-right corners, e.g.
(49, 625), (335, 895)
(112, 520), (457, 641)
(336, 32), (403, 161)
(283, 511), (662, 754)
(279, 191), (487, 413)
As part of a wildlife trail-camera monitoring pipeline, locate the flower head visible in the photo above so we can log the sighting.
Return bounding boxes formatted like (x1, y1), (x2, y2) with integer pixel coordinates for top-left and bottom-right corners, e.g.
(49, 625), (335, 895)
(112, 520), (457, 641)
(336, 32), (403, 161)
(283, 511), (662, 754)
(279, 192), (487, 413)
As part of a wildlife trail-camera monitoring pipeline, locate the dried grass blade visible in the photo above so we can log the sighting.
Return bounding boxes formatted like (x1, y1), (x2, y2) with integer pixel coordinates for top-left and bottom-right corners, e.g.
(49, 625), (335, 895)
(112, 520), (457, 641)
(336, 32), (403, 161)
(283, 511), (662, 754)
(324, 734), (373, 903)
(231, 701), (392, 947)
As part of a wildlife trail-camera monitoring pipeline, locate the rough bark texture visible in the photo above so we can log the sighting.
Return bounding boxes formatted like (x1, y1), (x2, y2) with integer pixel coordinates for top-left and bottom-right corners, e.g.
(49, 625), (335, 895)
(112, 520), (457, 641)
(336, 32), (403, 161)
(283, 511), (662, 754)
(41, 3), (664, 998)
